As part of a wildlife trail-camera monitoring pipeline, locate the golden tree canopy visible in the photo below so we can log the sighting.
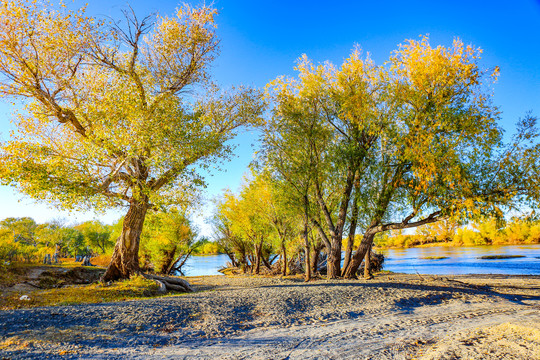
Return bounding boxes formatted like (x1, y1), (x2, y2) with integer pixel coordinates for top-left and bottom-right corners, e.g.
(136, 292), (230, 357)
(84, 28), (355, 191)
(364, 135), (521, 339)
(0, 0), (265, 211)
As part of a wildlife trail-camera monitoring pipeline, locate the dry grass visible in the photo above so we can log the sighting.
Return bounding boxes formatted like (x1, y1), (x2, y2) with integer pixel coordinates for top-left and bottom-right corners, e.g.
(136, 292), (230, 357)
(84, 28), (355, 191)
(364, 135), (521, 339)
(91, 254), (112, 266)
(0, 275), (167, 310)
(0, 264), (28, 287)
(57, 255), (111, 267)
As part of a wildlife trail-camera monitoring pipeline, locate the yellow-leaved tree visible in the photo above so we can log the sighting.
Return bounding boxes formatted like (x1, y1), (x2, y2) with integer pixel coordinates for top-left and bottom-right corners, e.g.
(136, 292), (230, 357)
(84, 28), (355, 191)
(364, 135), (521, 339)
(0, 1), (264, 286)
(265, 36), (539, 279)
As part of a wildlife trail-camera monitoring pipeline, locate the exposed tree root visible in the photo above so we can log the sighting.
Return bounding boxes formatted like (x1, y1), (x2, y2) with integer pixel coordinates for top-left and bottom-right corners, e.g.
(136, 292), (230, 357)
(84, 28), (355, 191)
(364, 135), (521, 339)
(143, 273), (194, 293)
(153, 279), (167, 294)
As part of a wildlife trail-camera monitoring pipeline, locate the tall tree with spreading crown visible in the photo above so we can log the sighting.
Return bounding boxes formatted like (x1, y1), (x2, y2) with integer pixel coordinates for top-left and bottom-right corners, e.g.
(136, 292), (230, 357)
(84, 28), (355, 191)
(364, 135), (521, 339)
(0, 0), (264, 283)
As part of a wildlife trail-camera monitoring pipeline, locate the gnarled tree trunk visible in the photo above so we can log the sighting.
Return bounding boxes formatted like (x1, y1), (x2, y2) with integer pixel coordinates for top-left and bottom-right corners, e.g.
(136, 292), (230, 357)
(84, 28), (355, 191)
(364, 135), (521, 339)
(144, 273), (193, 293)
(102, 199), (148, 282)
(326, 238), (342, 279)
(363, 242), (372, 279)
(311, 240), (324, 275)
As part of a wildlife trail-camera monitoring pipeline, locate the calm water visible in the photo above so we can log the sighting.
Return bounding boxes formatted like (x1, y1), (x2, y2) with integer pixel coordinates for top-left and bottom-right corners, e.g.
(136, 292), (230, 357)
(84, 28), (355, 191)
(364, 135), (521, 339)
(380, 244), (540, 275)
(182, 254), (231, 276)
(181, 244), (540, 276)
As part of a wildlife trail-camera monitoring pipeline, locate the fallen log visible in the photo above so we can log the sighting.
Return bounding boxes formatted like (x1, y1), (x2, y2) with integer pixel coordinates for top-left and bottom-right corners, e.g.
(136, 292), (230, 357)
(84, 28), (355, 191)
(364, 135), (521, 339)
(143, 274), (194, 293)
(161, 283), (191, 292)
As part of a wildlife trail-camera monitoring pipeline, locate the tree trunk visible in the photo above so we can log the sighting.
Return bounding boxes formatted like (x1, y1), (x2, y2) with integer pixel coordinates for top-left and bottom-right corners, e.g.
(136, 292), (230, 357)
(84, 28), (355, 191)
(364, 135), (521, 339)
(342, 235), (354, 274)
(241, 252), (248, 273)
(169, 248), (193, 275)
(102, 199), (148, 282)
(303, 195), (311, 281)
(243, 253), (251, 273)
(363, 242), (372, 279)
(224, 250), (238, 268)
(261, 252), (273, 270)
(311, 241), (323, 274)
(315, 167), (356, 279)
(342, 177), (360, 274)
(143, 273), (193, 293)
(254, 238), (263, 274)
(326, 239), (342, 279)
(159, 246), (177, 275)
(303, 225), (311, 281)
(247, 254), (254, 273)
(342, 232), (375, 279)
(281, 241), (287, 275)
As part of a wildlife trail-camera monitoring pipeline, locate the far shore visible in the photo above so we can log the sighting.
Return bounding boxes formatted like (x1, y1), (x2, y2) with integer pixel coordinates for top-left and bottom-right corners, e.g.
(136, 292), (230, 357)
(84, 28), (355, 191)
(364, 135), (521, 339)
(376, 241), (540, 249)
(1, 272), (539, 359)
(190, 241), (540, 255)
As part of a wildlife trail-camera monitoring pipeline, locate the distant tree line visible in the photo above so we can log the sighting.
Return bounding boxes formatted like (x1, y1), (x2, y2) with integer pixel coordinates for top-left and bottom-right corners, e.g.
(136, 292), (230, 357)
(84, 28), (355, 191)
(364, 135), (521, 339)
(0, 209), (214, 275)
(0, 217), (114, 263)
(376, 216), (540, 248)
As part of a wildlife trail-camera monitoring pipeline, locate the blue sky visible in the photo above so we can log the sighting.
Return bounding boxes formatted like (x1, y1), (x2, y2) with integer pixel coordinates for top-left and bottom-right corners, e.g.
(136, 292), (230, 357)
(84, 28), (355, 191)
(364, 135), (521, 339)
(0, 0), (539, 236)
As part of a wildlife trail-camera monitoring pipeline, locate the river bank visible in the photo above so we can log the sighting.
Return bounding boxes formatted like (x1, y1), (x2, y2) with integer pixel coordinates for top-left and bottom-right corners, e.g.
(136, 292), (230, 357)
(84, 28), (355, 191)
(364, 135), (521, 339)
(1, 273), (539, 359)
(181, 244), (540, 276)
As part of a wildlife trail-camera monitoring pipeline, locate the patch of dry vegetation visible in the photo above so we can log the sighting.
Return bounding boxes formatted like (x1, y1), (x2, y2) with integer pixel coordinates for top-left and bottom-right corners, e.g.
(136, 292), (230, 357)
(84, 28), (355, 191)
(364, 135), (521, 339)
(0, 263), (185, 310)
(0, 275), (165, 310)
(0, 263), (27, 287)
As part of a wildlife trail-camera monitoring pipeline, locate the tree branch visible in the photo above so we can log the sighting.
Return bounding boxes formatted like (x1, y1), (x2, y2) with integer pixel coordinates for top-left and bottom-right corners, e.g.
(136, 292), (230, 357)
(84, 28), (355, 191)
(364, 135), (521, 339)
(377, 210), (442, 232)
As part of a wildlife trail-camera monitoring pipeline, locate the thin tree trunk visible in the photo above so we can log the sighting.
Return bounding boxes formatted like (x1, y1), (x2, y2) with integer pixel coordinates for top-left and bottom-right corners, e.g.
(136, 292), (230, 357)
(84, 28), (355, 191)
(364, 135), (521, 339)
(261, 251), (273, 270)
(169, 248), (193, 275)
(281, 241), (287, 275)
(241, 253), (248, 273)
(102, 199), (148, 282)
(254, 238), (263, 274)
(303, 223), (311, 281)
(247, 254), (255, 273)
(226, 251), (238, 267)
(342, 173), (360, 274)
(303, 195), (311, 281)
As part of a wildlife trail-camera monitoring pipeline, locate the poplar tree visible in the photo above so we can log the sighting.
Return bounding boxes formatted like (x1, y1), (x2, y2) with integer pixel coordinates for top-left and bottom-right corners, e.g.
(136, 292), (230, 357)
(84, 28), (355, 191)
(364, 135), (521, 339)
(0, 1), (264, 282)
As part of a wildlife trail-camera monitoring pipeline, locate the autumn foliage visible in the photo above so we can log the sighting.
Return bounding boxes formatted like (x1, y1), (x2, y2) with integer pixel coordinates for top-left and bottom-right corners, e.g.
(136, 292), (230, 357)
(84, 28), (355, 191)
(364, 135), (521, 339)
(0, 1), (538, 282)
(0, 1), (264, 281)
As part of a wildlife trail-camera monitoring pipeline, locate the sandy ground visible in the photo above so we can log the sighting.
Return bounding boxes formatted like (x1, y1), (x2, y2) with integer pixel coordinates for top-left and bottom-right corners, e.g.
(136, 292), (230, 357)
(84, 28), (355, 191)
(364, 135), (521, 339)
(0, 273), (539, 359)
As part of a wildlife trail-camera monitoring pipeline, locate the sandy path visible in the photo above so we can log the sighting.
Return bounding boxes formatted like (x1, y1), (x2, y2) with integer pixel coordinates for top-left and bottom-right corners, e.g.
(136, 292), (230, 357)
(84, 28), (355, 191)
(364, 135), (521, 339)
(1, 274), (539, 359)
(140, 301), (539, 359)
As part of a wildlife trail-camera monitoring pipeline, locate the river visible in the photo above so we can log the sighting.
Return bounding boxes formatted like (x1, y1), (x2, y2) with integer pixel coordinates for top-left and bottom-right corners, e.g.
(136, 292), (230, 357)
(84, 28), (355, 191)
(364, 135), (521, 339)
(181, 244), (540, 276)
